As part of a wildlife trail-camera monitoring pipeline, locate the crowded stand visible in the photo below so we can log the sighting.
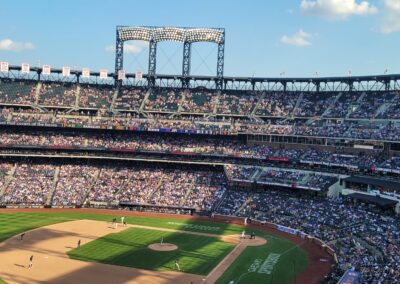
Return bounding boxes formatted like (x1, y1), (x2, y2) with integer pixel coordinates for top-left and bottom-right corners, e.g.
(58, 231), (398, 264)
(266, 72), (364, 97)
(1, 79), (400, 122)
(148, 170), (194, 206)
(184, 172), (226, 210)
(37, 83), (77, 107)
(254, 92), (298, 117)
(216, 92), (258, 115)
(79, 85), (113, 109)
(323, 92), (359, 118)
(0, 80), (36, 105)
(349, 92), (396, 119)
(226, 164), (339, 191)
(377, 93), (400, 119)
(378, 156), (400, 173)
(2, 105), (400, 141)
(0, 163), (13, 190)
(2, 130), (400, 176)
(87, 166), (132, 203)
(293, 92), (336, 117)
(258, 168), (306, 183)
(144, 89), (181, 112)
(116, 169), (164, 204)
(180, 90), (216, 113)
(214, 190), (251, 216)
(1, 163), (54, 205)
(52, 164), (98, 206)
(114, 88), (147, 110)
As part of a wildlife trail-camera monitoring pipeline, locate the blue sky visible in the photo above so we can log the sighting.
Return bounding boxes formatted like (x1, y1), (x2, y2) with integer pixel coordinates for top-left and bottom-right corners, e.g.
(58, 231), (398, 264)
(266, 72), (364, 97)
(0, 0), (399, 78)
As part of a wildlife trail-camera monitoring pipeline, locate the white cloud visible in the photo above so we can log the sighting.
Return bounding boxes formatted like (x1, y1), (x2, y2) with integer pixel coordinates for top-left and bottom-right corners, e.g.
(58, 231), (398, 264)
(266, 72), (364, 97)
(380, 0), (400, 34)
(280, 30), (313, 47)
(105, 41), (148, 54)
(300, 0), (378, 19)
(0, 38), (34, 52)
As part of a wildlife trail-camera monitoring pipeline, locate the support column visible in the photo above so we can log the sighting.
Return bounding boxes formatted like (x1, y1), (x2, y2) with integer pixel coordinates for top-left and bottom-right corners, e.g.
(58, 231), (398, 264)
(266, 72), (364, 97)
(216, 41), (225, 90)
(114, 33), (124, 87)
(148, 40), (157, 88)
(182, 41), (191, 89)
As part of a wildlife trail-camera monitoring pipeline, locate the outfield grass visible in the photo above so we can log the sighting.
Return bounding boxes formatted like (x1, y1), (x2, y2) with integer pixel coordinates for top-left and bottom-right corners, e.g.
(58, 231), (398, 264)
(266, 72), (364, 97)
(0, 279), (7, 284)
(216, 234), (308, 284)
(0, 211), (308, 283)
(68, 227), (235, 275)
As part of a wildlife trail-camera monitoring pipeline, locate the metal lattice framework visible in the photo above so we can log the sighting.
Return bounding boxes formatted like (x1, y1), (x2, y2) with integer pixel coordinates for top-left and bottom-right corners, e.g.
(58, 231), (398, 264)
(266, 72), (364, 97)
(115, 26), (225, 89)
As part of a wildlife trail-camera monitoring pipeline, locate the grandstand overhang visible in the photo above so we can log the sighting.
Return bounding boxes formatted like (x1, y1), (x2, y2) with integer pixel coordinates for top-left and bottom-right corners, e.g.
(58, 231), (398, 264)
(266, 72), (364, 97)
(1, 65), (400, 92)
(115, 25), (225, 89)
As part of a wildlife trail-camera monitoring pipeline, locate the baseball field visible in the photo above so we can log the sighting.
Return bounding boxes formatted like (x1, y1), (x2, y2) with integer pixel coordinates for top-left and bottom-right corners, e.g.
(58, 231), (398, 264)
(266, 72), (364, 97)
(0, 209), (333, 283)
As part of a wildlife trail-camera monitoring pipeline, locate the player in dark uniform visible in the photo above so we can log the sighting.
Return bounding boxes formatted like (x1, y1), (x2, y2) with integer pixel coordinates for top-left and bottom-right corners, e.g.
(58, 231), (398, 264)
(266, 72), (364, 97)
(28, 255), (33, 269)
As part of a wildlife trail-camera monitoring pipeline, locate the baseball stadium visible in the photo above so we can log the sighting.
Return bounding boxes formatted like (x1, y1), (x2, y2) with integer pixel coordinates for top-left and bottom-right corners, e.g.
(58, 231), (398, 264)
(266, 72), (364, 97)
(0, 1), (399, 284)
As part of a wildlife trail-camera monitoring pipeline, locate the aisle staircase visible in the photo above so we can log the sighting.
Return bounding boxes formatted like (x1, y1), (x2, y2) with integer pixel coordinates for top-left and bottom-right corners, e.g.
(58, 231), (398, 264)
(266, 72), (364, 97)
(290, 93), (304, 117)
(212, 96), (219, 115)
(139, 91), (150, 111)
(180, 180), (195, 207)
(211, 188), (228, 212)
(75, 85), (81, 108)
(321, 92), (342, 118)
(251, 92), (265, 116)
(146, 176), (164, 203)
(82, 168), (102, 205)
(46, 166), (61, 206)
(0, 164), (17, 198)
(34, 82), (42, 105)
(235, 196), (253, 215)
(110, 89), (119, 110)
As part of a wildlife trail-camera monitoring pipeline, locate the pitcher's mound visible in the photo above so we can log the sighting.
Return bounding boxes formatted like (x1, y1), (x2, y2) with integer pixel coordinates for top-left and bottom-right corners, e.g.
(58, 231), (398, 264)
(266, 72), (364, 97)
(148, 243), (178, 251)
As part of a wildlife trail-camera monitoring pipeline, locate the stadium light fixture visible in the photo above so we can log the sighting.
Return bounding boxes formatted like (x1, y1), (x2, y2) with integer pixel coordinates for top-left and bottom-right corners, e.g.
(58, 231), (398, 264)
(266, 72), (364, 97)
(117, 26), (224, 44)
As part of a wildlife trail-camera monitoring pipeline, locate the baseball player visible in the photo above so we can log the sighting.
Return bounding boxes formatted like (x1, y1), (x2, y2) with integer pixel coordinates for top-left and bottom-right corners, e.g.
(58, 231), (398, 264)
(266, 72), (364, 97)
(112, 217), (117, 229)
(175, 259), (181, 271)
(28, 255), (33, 269)
(20, 233), (25, 241)
(241, 230), (246, 239)
(77, 239), (81, 248)
(121, 216), (125, 225)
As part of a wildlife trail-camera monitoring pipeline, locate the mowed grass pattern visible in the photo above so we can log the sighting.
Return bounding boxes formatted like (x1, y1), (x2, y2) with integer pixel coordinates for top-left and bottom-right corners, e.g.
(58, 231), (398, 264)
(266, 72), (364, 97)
(215, 234), (307, 284)
(0, 212), (309, 283)
(0, 212), (74, 242)
(68, 228), (235, 275)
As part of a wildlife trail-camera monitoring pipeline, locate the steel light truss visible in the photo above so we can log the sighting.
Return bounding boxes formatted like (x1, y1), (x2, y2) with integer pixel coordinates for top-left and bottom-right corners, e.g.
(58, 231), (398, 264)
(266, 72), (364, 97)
(115, 26), (225, 89)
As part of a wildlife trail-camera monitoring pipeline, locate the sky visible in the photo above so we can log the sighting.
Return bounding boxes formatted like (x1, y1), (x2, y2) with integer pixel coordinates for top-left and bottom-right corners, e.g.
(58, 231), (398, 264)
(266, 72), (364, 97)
(0, 0), (399, 78)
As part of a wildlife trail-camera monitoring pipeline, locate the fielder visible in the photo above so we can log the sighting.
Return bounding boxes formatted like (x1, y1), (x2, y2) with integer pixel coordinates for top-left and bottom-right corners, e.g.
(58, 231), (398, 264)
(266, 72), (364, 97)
(28, 255), (33, 269)
(175, 259), (181, 271)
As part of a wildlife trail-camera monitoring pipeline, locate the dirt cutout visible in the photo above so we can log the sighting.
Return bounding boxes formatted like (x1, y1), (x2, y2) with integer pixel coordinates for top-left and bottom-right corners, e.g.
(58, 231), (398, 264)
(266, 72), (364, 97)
(148, 243), (178, 252)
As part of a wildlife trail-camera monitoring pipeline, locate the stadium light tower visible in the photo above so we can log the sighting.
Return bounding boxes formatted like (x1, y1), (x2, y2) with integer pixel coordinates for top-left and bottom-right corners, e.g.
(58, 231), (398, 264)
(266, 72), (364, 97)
(115, 26), (225, 89)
